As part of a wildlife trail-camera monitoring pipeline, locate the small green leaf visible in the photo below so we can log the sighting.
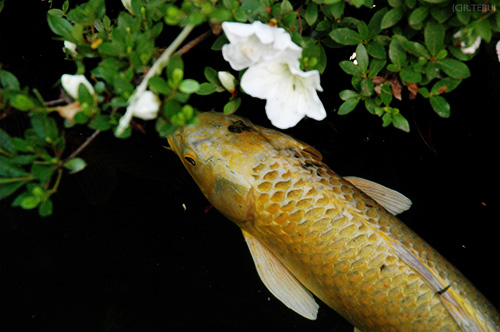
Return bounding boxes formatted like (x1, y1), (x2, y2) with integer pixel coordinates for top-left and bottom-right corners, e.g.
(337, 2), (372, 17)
(149, 76), (171, 95)
(1, 70), (20, 90)
(329, 28), (361, 45)
(223, 98), (241, 114)
(47, 13), (73, 37)
(196, 82), (218, 96)
(380, 84), (392, 106)
(179, 79), (200, 94)
(304, 2), (318, 26)
(39, 199), (53, 217)
(64, 158), (87, 173)
(21, 195), (41, 210)
(10, 94), (34, 111)
(381, 8), (404, 29)
(338, 98), (360, 115)
(408, 6), (428, 29)
(339, 61), (362, 76)
(204, 67), (220, 85)
(429, 95), (450, 118)
(367, 59), (386, 78)
(392, 113), (410, 132)
(476, 19), (492, 43)
(339, 90), (359, 101)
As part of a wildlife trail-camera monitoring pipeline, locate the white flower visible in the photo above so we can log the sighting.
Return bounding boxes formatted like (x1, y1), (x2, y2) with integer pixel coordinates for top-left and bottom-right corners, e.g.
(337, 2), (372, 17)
(221, 21), (302, 71)
(121, 0), (132, 13)
(64, 41), (77, 54)
(116, 90), (160, 135)
(496, 41), (500, 62)
(61, 74), (95, 100)
(241, 56), (326, 129)
(218, 71), (236, 93)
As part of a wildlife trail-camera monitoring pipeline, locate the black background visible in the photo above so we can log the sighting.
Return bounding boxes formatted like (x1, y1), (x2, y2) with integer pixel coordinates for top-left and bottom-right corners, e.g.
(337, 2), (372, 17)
(1, 0), (499, 331)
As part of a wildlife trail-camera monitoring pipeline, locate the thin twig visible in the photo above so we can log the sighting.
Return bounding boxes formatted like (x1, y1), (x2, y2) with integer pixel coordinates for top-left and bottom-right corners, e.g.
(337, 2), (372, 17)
(64, 129), (101, 162)
(177, 29), (213, 56)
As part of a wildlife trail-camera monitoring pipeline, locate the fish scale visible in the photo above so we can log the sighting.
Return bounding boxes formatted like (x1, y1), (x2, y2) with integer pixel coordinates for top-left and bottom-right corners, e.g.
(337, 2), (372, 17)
(246, 145), (458, 330)
(168, 112), (500, 331)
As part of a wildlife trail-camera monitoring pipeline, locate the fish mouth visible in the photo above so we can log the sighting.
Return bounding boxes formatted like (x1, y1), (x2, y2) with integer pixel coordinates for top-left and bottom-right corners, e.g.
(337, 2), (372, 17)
(167, 134), (180, 156)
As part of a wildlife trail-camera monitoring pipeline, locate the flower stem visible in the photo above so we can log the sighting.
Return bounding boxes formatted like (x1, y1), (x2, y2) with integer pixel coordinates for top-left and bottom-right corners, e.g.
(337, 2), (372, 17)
(134, 24), (195, 99)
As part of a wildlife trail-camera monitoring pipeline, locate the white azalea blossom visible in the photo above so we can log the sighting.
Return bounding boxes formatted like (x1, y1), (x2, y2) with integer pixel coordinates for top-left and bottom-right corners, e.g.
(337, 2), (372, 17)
(496, 41), (500, 62)
(241, 56), (326, 129)
(116, 90), (160, 135)
(218, 71), (236, 93)
(61, 74), (95, 100)
(221, 21), (302, 70)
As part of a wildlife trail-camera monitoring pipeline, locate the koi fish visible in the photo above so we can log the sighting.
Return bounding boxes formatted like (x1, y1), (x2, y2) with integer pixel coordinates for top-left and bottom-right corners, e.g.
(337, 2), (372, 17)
(167, 112), (500, 331)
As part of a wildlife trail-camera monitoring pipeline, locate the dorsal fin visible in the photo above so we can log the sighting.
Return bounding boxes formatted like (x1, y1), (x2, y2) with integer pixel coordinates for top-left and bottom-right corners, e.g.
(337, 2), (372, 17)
(242, 230), (319, 320)
(257, 126), (323, 161)
(344, 176), (412, 215)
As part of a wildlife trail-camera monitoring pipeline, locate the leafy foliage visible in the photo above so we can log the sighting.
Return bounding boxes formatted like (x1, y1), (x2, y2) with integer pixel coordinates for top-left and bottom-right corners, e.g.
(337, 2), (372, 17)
(1, 0), (499, 215)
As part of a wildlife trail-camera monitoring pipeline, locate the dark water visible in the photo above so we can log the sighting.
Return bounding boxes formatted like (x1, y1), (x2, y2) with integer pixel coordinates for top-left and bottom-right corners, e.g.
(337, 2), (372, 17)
(1, 1), (499, 331)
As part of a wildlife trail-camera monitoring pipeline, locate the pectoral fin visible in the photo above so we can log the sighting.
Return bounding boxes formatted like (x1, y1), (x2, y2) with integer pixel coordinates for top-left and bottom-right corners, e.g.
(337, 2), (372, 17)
(242, 230), (319, 320)
(344, 176), (412, 215)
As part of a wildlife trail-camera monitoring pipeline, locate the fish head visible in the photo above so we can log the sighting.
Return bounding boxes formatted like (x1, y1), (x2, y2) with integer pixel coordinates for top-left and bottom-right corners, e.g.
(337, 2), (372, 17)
(168, 112), (273, 224)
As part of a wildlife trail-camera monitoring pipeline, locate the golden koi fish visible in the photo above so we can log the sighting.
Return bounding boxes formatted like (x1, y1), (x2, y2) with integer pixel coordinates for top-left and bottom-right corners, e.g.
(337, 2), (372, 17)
(168, 112), (500, 331)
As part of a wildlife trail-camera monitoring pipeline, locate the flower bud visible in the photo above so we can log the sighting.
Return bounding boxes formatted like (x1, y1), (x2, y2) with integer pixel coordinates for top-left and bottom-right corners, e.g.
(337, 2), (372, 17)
(129, 91), (160, 120)
(218, 71), (236, 93)
(61, 74), (95, 100)
(64, 41), (77, 54)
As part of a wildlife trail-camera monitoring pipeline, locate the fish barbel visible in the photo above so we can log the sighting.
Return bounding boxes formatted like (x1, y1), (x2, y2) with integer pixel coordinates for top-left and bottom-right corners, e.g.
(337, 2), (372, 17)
(167, 112), (500, 331)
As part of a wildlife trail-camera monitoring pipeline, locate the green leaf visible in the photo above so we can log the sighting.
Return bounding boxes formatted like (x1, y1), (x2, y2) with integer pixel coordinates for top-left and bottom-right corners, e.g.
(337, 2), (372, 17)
(20, 195), (41, 210)
(1, 70), (20, 90)
(408, 6), (429, 29)
(329, 28), (361, 45)
(381, 8), (404, 29)
(368, 59), (386, 78)
(31, 164), (55, 183)
(355, 44), (369, 74)
(149, 76), (171, 95)
(401, 40), (430, 58)
(47, 13), (73, 37)
(380, 84), (392, 106)
(389, 38), (406, 69)
(328, 1), (345, 19)
(0, 181), (26, 200)
(476, 19), (492, 43)
(367, 41), (386, 59)
(392, 113), (409, 132)
(304, 2), (318, 26)
(429, 95), (450, 118)
(400, 67), (422, 83)
(367, 7), (387, 39)
(204, 66), (220, 85)
(339, 61), (362, 76)
(64, 158), (87, 173)
(431, 78), (461, 94)
(196, 82), (218, 96)
(179, 79), (200, 94)
(0, 129), (16, 155)
(424, 21), (445, 56)
(436, 59), (470, 79)
(338, 98), (360, 115)
(223, 98), (241, 114)
(39, 199), (53, 217)
(339, 90), (359, 101)
(10, 94), (34, 111)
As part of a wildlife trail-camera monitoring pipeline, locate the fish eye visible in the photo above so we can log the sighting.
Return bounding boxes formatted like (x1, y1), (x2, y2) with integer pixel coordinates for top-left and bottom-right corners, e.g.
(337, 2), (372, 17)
(184, 156), (196, 166)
